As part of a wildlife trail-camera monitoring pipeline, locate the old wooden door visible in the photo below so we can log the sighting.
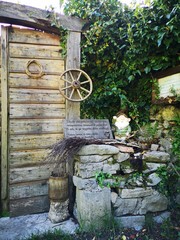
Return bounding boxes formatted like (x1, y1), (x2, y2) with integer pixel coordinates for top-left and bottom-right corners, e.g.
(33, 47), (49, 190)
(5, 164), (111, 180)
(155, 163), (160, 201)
(1, 26), (65, 216)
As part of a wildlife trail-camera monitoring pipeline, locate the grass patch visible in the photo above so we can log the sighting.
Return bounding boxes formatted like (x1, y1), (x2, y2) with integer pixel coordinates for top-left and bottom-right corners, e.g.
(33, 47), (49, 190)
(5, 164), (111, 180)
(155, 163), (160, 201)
(25, 229), (73, 240)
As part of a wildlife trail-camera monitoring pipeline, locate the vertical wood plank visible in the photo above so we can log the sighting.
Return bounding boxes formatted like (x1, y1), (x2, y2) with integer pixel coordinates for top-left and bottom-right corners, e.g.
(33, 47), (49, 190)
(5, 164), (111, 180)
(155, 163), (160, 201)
(66, 31), (81, 119)
(1, 26), (8, 211)
(66, 31), (81, 214)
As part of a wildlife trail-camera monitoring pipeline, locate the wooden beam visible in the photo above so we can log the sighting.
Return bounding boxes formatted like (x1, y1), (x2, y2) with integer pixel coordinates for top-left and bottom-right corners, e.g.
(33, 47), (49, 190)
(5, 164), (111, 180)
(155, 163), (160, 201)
(1, 26), (8, 211)
(0, 1), (85, 34)
(66, 31), (81, 119)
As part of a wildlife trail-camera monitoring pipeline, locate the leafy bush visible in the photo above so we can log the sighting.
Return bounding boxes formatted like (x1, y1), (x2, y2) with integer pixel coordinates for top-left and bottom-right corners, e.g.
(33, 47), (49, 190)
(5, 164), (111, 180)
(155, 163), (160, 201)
(64, 0), (180, 127)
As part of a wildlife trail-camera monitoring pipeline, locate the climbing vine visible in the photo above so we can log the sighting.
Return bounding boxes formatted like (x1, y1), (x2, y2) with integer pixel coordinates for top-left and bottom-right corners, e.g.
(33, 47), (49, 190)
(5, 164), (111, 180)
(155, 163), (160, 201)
(64, 0), (180, 127)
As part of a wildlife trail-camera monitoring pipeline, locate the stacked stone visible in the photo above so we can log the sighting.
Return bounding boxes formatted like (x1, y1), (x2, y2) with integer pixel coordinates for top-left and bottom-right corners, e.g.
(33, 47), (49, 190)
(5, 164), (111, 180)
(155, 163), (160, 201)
(73, 145), (119, 230)
(73, 144), (170, 230)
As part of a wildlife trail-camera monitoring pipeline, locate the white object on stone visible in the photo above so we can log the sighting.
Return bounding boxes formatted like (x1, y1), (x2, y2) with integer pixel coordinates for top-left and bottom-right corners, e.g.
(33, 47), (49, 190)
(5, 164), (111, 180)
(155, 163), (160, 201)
(113, 114), (131, 140)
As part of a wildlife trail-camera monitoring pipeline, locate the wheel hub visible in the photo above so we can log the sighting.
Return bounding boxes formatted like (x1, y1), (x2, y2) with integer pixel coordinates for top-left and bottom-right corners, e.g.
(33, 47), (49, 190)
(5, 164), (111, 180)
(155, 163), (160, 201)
(72, 80), (81, 89)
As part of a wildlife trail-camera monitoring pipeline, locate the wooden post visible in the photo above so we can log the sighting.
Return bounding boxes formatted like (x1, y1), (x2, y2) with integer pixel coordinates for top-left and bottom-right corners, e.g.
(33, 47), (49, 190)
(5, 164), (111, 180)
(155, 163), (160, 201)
(66, 31), (81, 214)
(66, 31), (81, 120)
(1, 26), (9, 212)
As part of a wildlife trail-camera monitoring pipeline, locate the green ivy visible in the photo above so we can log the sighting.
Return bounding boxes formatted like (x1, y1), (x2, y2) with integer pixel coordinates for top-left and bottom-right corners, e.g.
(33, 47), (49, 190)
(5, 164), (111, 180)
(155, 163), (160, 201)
(64, 0), (180, 127)
(95, 171), (123, 188)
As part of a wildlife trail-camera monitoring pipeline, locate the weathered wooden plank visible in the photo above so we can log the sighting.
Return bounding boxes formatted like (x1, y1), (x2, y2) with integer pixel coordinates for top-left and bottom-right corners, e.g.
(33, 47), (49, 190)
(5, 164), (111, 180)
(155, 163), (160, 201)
(9, 58), (64, 75)
(66, 31), (81, 119)
(10, 166), (52, 183)
(9, 149), (50, 167)
(10, 104), (65, 118)
(9, 27), (60, 45)
(10, 133), (63, 150)
(9, 88), (65, 104)
(9, 43), (63, 59)
(0, 2), (85, 34)
(9, 73), (63, 89)
(10, 196), (49, 217)
(10, 181), (48, 199)
(10, 119), (63, 135)
(1, 26), (8, 210)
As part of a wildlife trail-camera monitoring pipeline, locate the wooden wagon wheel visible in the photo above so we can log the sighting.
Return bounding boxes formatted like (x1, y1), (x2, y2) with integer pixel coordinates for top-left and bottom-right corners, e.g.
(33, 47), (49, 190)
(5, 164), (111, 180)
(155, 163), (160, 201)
(59, 69), (93, 102)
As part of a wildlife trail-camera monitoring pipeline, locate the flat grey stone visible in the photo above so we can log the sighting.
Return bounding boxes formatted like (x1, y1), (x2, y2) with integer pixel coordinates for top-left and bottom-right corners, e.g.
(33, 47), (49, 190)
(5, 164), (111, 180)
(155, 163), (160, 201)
(0, 213), (78, 240)
(153, 211), (171, 224)
(143, 151), (170, 163)
(73, 176), (98, 190)
(147, 173), (161, 186)
(159, 138), (172, 152)
(74, 161), (105, 179)
(103, 163), (120, 174)
(139, 191), (168, 214)
(150, 144), (159, 151)
(115, 215), (145, 231)
(143, 162), (166, 173)
(77, 144), (119, 155)
(115, 152), (130, 163)
(113, 197), (141, 216)
(120, 187), (153, 198)
(77, 154), (112, 163)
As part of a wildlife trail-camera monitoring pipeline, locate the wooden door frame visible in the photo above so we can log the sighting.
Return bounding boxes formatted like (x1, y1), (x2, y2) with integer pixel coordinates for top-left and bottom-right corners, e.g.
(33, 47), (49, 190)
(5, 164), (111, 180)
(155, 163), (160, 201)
(1, 26), (9, 212)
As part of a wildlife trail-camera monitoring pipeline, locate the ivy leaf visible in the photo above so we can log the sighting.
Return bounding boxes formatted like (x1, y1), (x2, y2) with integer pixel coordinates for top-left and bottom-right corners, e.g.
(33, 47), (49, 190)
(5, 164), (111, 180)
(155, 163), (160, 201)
(157, 32), (166, 47)
(120, 44), (126, 50)
(144, 66), (151, 74)
(128, 75), (135, 81)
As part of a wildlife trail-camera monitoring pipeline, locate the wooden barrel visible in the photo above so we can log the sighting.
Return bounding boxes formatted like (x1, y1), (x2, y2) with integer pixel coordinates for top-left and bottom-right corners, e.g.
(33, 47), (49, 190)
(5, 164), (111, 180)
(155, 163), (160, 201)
(48, 175), (68, 201)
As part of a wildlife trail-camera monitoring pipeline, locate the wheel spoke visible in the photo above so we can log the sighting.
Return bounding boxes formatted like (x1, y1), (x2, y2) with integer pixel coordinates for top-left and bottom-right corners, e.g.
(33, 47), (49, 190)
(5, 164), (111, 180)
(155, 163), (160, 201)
(76, 89), (83, 100)
(69, 88), (75, 99)
(61, 77), (72, 84)
(80, 80), (90, 85)
(76, 71), (82, 82)
(80, 86), (90, 93)
(61, 85), (73, 91)
(69, 71), (75, 82)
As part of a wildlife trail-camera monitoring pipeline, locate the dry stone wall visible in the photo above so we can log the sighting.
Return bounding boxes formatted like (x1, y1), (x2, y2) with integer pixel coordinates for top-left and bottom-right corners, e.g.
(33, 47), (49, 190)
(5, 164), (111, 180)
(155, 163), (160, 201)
(73, 143), (170, 230)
